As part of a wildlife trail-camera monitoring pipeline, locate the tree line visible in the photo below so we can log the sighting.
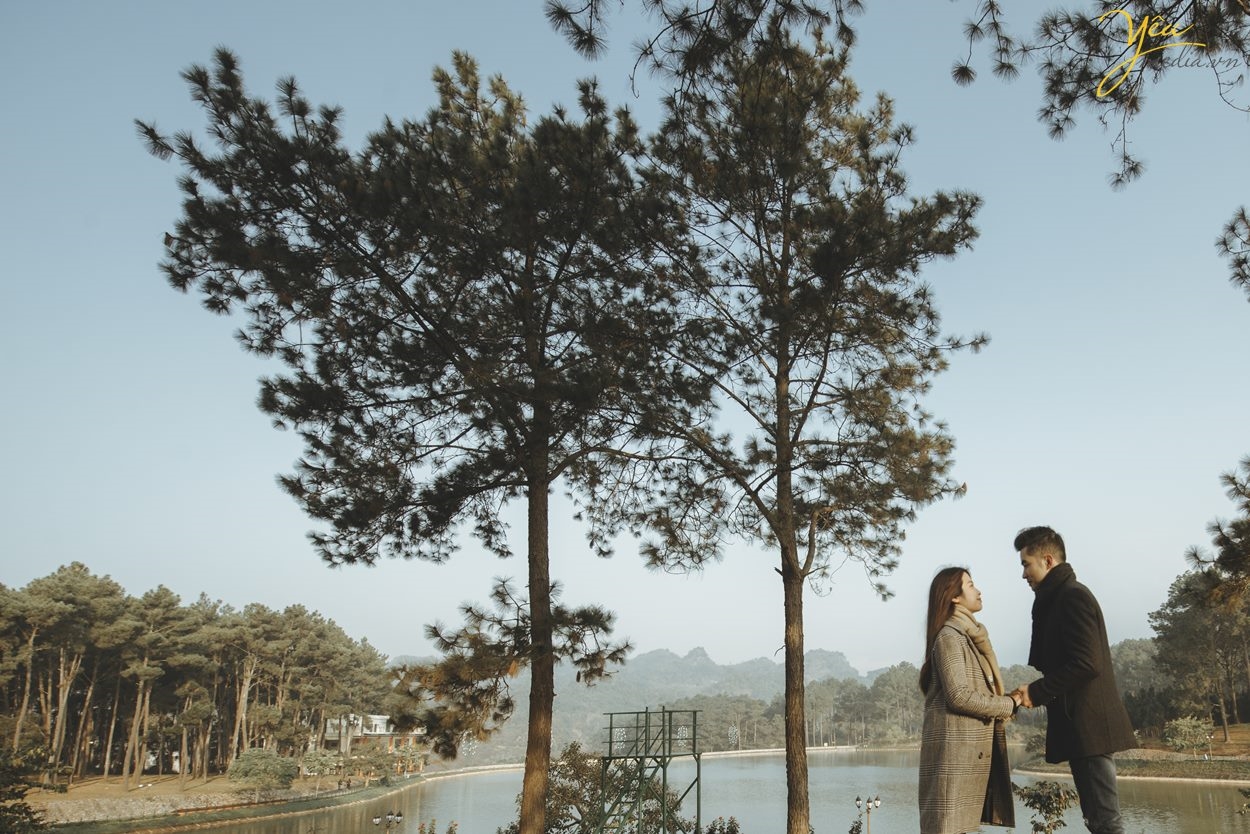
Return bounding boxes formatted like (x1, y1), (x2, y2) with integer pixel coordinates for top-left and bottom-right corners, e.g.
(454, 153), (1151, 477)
(639, 614), (1248, 758)
(4, 526), (1248, 812)
(652, 663), (1038, 755)
(1149, 458), (1250, 743)
(0, 563), (393, 789)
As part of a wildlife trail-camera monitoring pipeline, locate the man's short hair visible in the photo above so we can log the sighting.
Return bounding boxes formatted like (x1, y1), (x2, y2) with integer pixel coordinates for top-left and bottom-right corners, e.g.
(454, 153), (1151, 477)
(1014, 525), (1066, 563)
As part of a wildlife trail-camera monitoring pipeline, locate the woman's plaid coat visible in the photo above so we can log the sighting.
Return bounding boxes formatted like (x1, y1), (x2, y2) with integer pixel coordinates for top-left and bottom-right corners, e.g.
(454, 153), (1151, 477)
(918, 625), (1017, 834)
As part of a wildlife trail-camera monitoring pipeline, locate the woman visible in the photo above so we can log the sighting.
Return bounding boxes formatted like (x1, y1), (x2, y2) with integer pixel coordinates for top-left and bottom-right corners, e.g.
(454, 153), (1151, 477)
(918, 567), (1021, 834)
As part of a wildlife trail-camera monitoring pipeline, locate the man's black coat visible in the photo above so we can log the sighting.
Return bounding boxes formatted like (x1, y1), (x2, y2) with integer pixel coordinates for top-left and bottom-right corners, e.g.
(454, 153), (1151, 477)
(1028, 563), (1137, 763)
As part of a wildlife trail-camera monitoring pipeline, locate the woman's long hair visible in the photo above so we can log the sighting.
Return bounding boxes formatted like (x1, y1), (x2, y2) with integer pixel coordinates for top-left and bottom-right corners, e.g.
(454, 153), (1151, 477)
(918, 566), (969, 694)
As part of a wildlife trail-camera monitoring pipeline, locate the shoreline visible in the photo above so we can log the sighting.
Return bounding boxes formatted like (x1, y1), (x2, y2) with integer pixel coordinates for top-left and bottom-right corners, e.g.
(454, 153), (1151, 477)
(1013, 762), (1250, 787)
(37, 763), (530, 833)
(37, 746), (1250, 832)
(1013, 765), (1250, 786)
(41, 778), (425, 834)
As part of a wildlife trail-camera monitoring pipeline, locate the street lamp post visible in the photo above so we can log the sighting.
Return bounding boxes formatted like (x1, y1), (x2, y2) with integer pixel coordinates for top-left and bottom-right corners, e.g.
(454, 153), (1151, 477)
(372, 810), (404, 829)
(855, 795), (881, 834)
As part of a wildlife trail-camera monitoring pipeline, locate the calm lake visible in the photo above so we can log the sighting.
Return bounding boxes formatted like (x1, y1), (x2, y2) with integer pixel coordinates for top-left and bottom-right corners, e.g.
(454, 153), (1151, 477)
(200, 748), (1249, 833)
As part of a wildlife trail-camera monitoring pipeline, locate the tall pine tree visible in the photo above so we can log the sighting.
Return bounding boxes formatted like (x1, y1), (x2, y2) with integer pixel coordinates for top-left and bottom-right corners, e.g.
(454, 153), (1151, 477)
(585, 27), (984, 834)
(138, 50), (689, 834)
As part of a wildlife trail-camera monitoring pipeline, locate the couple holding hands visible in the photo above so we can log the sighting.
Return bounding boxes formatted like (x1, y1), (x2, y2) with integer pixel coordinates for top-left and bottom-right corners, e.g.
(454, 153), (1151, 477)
(917, 526), (1137, 834)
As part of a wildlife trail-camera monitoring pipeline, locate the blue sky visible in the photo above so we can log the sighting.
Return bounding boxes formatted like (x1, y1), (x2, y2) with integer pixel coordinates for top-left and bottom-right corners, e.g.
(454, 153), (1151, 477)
(2, 1), (1246, 676)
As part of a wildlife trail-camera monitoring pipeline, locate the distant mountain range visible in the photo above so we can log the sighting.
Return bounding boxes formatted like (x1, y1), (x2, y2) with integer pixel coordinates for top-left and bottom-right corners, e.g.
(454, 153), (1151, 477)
(395, 647), (882, 765)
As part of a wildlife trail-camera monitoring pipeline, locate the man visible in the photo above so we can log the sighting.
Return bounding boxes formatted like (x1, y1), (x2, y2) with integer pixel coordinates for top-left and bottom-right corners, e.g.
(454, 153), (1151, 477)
(1011, 526), (1136, 834)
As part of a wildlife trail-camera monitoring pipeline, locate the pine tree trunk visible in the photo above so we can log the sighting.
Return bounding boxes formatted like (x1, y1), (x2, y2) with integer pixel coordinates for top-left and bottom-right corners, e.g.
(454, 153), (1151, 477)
(122, 680), (145, 790)
(180, 725), (189, 790)
(1216, 678), (1231, 742)
(50, 648), (85, 784)
(11, 629), (38, 752)
(103, 675), (121, 780)
(38, 664), (54, 753)
(518, 463), (554, 834)
(782, 552), (810, 834)
(136, 686), (152, 781)
(69, 671), (97, 783)
(198, 721), (212, 781)
(775, 327), (810, 834)
(209, 672), (223, 777)
(231, 659), (257, 766)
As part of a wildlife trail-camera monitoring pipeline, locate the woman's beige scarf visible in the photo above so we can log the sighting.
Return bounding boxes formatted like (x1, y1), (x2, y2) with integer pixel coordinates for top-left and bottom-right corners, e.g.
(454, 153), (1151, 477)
(947, 605), (1005, 696)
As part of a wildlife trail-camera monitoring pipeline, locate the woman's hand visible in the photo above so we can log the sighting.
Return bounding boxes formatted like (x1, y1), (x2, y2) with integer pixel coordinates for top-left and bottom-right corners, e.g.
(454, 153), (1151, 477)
(1010, 685), (1033, 709)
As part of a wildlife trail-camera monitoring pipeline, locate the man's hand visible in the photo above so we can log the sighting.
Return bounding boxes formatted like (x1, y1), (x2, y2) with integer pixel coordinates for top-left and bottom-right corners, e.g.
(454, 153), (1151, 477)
(1010, 685), (1034, 709)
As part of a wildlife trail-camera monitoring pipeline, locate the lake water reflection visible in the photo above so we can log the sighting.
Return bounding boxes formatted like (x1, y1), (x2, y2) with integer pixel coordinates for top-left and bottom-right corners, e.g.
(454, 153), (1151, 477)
(206, 749), (1249, 833)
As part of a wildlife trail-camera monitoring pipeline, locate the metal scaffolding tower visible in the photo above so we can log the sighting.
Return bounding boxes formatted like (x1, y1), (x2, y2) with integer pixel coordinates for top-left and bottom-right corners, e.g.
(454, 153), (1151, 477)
(598, 708), (701, 834)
